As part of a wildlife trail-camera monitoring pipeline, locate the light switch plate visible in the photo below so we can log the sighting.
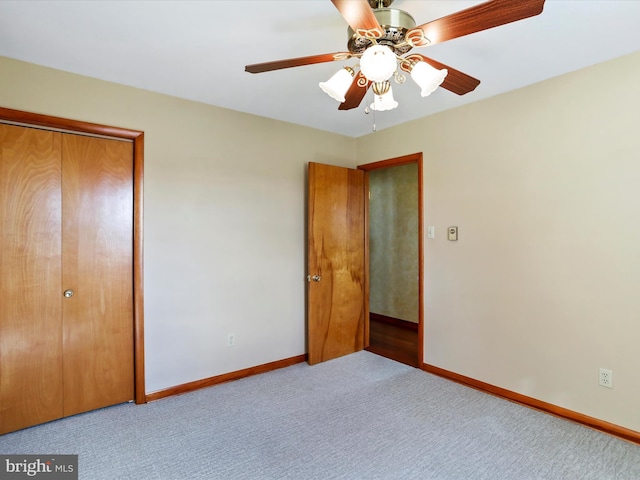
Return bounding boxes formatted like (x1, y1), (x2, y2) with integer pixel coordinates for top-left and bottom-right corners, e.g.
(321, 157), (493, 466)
(448, 226), (458, 241)
(427, 226), (435, 239)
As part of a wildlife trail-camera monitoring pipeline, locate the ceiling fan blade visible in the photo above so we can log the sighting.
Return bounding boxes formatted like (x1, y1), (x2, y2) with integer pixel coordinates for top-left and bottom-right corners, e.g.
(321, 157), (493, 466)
(332, 0), (383, 37)
(412, 0), (545, 46)
(245, 52), (352, 74)
(404, 54), (480, 96)
(338, 71), (371, 110)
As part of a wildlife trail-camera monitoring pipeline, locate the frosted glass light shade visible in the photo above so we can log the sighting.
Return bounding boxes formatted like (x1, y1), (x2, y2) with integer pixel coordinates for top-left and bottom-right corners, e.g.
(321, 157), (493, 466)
(410, 61), (448, 97)
(319, 67), (354, 102)
(360, 45), (397, 82)
(370, 87), (398, 111)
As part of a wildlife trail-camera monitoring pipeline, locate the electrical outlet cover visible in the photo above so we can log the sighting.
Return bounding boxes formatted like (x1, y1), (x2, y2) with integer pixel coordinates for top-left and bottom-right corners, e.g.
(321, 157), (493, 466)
(599, 368), (613, 388)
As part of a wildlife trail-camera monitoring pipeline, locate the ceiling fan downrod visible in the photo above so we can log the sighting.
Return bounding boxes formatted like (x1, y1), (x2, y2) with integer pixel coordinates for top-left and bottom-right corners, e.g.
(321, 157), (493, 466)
(370, 0), (394, 8)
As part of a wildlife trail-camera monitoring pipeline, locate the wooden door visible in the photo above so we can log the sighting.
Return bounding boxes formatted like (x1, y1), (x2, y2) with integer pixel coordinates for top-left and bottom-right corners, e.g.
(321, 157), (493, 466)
(0, 125), (63, 433)
(0, 124), (134, 434)
(307, 162), (367, 365)
(61, 134), (134, 416)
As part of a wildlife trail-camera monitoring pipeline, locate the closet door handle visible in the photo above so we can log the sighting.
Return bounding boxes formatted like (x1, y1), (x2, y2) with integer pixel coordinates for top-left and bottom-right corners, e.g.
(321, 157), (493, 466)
(63, 289), (74, 298)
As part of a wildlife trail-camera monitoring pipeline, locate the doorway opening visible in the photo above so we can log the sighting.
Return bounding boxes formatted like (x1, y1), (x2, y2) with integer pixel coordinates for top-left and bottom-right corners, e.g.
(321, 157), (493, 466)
(359, 153), (423, 368)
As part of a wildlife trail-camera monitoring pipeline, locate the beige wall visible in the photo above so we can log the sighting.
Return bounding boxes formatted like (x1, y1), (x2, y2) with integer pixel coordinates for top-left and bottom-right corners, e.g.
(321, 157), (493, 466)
(0, 56), (356, 394)
(369, 163), (419, 322)
(356, 50), (640, 432)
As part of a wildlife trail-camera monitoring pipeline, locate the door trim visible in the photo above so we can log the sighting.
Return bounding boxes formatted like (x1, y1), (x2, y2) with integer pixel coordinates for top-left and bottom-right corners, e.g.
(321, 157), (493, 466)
(358, 152), (424, 366)
(0, 106), (146, 404)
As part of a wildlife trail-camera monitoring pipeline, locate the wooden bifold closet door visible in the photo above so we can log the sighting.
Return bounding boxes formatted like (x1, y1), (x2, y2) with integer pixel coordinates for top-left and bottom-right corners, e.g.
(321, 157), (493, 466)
(0, 123), (134, 434)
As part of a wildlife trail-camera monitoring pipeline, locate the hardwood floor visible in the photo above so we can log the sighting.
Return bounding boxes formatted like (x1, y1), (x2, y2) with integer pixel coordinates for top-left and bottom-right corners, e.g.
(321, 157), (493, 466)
(366, 312), (419, 368)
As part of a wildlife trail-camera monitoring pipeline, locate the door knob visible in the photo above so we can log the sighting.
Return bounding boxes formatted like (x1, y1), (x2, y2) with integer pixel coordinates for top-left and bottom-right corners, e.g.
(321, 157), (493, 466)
(63, 289), (74, 298)
(312, 275), (321, 282)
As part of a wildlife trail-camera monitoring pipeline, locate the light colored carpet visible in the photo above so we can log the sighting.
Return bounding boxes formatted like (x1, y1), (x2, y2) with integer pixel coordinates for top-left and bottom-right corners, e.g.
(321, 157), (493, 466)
(1, 351), (639, 479)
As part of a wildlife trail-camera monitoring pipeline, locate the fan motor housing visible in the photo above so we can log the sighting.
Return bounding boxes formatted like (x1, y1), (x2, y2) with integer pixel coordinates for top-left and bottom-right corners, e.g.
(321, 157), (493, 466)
(347, 8), (417, 55)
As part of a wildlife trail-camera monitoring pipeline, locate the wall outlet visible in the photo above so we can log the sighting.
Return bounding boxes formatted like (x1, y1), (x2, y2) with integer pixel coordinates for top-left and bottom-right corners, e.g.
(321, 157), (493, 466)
(599, 368), (613, 388)
(227, 333), (235, 347)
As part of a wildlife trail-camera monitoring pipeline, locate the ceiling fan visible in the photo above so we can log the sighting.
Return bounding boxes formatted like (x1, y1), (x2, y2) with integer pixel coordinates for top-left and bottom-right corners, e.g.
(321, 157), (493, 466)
(245, 0), (545, 112)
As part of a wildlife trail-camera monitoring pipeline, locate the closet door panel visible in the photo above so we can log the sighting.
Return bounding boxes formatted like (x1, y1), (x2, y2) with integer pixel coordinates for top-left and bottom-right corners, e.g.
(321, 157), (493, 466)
(61, 135), (134, 416)
(0, 124), (63, 434)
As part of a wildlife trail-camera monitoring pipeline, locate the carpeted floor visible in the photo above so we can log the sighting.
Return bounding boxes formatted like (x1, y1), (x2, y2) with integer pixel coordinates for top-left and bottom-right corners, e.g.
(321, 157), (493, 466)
(1, 351), (639, 479)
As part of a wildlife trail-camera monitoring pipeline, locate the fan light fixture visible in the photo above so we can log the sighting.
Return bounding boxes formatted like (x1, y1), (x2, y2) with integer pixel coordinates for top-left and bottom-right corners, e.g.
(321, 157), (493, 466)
(319, 45), (447, 112)
(359, 45), (397, 83)
(410, 61), (448, 97)
(319, 66), (355, 102)
(370, 81), (398, 111)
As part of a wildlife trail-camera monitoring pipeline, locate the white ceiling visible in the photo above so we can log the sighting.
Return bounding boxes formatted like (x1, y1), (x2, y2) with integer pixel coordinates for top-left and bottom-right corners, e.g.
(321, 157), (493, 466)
(1, 0), (640, 138)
